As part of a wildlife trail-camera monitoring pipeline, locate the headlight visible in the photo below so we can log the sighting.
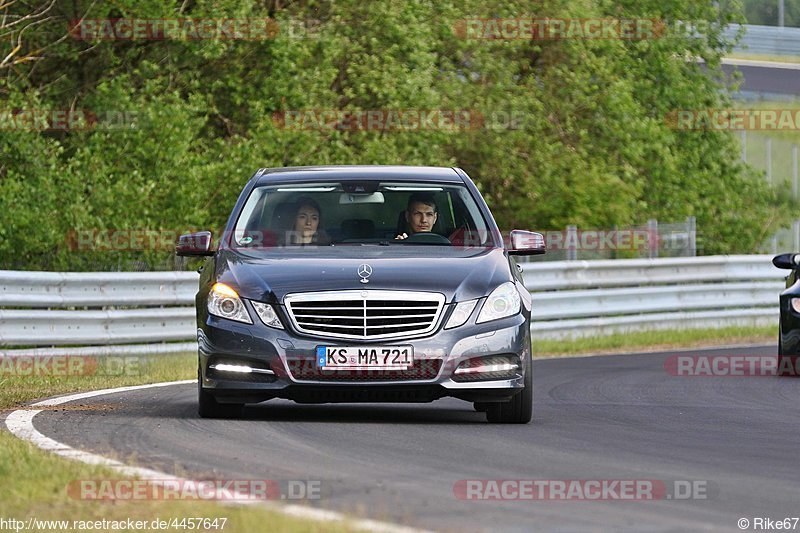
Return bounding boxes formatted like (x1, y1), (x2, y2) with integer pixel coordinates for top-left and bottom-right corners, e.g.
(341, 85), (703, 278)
(791, 298), (800, 313)
(477, 282), (521, 324)
(252, 301), (284, 329)
(207, 283), (252, 324)
(445, 300), (478, 329)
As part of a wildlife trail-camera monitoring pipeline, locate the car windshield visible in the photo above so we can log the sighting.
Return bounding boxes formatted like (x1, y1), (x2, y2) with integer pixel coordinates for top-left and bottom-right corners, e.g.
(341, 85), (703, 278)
(232, 180), (492, 248)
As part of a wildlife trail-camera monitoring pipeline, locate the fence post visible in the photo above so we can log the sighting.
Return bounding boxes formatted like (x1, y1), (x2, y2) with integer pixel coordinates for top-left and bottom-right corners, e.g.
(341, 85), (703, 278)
(793, 144), (798, 201)
(794, 220), (800, 252)
(767, 137), (772, 185)
(779, 0), (785, 27)
(566, 225), (577, 261)
(687, 216), (697, 257)
(648, 219), (659, 258)
(741, 130), (747, 163)
(611, 225), (618, 260)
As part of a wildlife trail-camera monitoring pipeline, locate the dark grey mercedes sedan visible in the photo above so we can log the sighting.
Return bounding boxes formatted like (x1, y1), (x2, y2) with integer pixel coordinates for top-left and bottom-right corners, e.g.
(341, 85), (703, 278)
(177, 166), (545, 422)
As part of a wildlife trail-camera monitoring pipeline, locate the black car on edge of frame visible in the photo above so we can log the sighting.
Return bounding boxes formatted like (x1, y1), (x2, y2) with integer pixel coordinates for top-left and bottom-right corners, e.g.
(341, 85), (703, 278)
(773, 252), (800, 375)
(177, 166), (546, 423)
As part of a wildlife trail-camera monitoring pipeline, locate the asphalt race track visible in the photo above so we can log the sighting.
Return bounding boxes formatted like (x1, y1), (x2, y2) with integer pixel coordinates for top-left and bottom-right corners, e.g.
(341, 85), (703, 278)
(720, 61), (800, 96)
(28, 345), (799, 532)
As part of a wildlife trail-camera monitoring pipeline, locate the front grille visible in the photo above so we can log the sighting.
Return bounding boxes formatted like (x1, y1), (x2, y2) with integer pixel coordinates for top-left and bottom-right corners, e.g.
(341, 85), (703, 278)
(283, 290), (445, 340)
(284, 358), (443, 382)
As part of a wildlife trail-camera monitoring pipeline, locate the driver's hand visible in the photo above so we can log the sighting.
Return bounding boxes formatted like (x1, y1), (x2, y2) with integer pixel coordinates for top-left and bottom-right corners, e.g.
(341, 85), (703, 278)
(395, 233), (408, 240)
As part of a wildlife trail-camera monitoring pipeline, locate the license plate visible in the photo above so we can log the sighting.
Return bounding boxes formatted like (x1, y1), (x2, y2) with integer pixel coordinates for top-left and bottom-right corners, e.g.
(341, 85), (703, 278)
(316, 346), (414, 370)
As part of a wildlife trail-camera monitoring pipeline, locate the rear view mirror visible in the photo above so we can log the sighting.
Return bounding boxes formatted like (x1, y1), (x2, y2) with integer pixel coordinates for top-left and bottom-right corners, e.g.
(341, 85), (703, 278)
(339, 192), (385, 204)
(773, 253), (800, 269)
(176, 231), (214, 256)
(508, 230), (546, 256)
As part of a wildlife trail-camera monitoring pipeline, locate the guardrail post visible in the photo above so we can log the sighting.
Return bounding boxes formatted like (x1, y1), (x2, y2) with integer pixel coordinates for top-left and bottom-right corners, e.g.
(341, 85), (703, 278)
(779, 0), (785, 27)
(647, 219), (659, 258)
(794, 220), (800, 252)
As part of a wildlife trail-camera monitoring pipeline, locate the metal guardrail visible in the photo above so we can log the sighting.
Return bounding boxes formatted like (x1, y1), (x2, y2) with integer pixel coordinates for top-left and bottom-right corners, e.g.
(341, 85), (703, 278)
(726, 24), (800, 56)
(0, 271), (199, 355)
(523, 255), (784, 339)
(0, 255), (786, 354)
(0, 271), (196, 307)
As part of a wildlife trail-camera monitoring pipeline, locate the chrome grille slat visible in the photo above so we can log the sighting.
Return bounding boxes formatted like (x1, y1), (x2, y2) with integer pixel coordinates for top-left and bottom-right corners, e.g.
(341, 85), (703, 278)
(365, 321), (433, 328)
(295, 314), (367, 320)
(284, 290), (446, 340)
(297, 323), (364, 329)
(365, 314), (436, 320)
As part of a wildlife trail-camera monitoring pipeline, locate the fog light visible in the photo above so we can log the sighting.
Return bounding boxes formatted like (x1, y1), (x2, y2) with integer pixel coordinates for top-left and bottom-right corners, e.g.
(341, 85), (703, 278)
(454, 362), (518, 375)
(452, 355), (520, 382)
(209, 363), (274, 375)
(792, 298), (800, 313)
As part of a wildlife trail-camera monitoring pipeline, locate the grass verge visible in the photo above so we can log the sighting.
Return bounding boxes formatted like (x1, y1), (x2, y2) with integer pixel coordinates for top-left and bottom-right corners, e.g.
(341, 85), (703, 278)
(0, 353), (355, 533)
(533, 325), (775, 357)
(0, 352), (196, 410)
(726, 53), (800, 64)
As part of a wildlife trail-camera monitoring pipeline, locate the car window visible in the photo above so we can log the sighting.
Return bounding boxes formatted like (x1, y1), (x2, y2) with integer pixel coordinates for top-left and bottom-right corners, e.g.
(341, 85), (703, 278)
(232, 181), (490, 247)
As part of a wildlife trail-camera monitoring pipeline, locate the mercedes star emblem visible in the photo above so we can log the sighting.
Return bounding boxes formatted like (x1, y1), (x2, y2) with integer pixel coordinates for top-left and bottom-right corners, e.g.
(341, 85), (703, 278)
(358, 264), (372, 284)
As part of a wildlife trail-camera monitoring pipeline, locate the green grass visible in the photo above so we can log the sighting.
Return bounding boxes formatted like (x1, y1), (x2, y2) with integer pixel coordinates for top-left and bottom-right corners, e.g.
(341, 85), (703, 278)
(729, 101), (800, 190)
(0, 352), (196, 410)
(533, 325), (775, 357)
(726, 53), (800, 64)
(0, 353), (358, 533)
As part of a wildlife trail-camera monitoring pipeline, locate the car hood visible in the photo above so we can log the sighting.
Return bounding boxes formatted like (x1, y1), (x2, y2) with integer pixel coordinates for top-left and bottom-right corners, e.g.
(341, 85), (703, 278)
(214, 246), (513, 304)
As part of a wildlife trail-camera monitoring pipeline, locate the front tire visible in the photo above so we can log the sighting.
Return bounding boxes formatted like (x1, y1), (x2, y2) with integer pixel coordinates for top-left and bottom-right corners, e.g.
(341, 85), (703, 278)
(198, 368), (243, 418)
(474, 402), (490, 412)
(486, 355), (532, 424)
(777, 334), (799, 377)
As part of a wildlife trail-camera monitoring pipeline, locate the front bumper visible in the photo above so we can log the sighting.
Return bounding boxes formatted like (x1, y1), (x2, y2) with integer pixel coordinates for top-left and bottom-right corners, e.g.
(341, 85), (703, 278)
(198, 308), (531, 405)
(780, 293), (800, 355)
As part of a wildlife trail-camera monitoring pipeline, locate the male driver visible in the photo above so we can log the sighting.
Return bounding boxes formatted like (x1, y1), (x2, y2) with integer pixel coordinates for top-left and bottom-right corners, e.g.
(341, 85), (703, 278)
(396, 192), (438, 239)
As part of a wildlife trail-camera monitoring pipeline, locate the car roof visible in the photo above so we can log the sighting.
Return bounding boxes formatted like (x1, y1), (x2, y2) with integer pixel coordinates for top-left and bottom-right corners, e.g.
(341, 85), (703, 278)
(254, 165), (464, 185)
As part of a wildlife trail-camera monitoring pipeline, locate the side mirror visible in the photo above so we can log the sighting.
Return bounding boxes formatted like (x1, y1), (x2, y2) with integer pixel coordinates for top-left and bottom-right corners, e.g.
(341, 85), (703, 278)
(508, 230), (546, 256)
(176, 231), (214, 257)
(773, 253), (800, 269)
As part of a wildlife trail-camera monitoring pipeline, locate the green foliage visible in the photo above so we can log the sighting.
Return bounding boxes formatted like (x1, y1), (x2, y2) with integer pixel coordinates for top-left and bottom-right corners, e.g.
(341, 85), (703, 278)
(742, 0), (800, 27)
(0, 0), (784, 269)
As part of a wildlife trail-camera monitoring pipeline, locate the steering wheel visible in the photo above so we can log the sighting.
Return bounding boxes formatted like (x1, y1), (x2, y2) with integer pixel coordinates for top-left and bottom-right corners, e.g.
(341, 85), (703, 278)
(402, 232), (452, 245)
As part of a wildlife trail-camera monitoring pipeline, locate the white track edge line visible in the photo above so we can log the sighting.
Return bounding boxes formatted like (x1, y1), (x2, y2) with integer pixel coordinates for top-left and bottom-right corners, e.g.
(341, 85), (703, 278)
(4, 380), (430, 533)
